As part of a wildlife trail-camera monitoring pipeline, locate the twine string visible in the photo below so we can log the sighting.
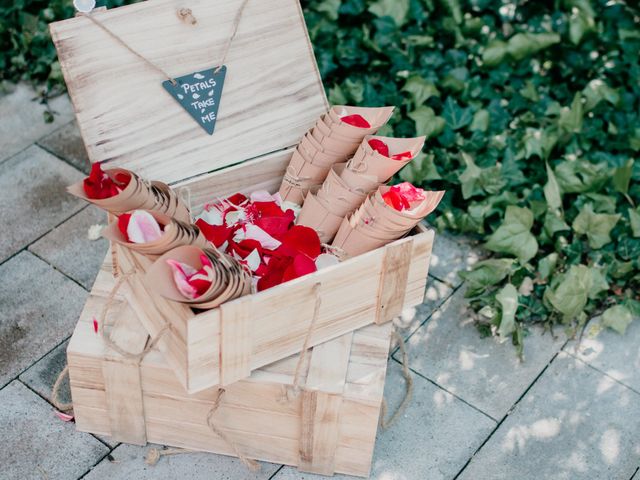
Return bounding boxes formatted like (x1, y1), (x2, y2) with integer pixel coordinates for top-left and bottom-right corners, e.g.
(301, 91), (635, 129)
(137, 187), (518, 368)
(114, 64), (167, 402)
(81, 0), (251, 83)
(379, 331), (413, 429)
(281, 283), (322, 402)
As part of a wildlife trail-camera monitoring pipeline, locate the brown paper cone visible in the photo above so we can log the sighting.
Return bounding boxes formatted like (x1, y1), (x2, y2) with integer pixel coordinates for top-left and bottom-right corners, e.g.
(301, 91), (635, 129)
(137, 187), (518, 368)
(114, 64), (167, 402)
(316, 166), (367, 218)
(326, 106), (395, 138)
(331, 216), (388, 257)
(67, 168), (142, 214)
(374, 187), (445, 221)
(296, 192), (345, 243)
(347, 135), (425, 183)
(310, 128), (361, 156)
(278, 149), (332, 205)
(338, 163), (380, 194)
(299, 134), (345, 166)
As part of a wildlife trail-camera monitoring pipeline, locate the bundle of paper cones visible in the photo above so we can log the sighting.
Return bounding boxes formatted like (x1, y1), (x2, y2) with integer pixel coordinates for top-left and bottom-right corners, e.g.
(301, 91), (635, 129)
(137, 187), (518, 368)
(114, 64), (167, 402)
(278, 106), (395, 205)
(144, 245), (252, 309)
(67, 167), (191, 223)
(101, 210), (209, 257)
(332, 186), (445, 257)
(296, 135), (426, 243)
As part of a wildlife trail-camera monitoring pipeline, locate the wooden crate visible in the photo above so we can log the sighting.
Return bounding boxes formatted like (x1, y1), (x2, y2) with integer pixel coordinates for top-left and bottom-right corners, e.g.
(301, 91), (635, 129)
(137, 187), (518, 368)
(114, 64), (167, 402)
(68, 256), (392, 477)
(50, 0), (435, 393)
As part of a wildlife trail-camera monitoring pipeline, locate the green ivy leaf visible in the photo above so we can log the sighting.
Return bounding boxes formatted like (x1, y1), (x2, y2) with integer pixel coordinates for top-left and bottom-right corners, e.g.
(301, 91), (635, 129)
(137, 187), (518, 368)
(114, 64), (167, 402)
(315, 0), (342, 20)
(582, 79), (620, 111)
(629, 207), (640, 238)
(399, 152), (442, 183)
(402, 76), (440, 107)
(558, 93), (584, 135)
(469, 109), (489, 132)
(408, 106), (446, 139)
(613, 159), (633, 194)
(442, 97), (473, 131)
(459, 152), (481, 199)
(496, 283), (518, 339)
(482, 40), (508, 66)
(459, 259), (514, 297)
(602, 305), (634, 335)
(572, 204), (621, 249)
(555, 160), (609, 193)
(538, 253), (558, 280)
(544, 162), (563, 212)
(485, 206), (539, 262)
(506, 32), (561, 61)
(368, 0), (409, 27)
(545, 265), (591, 321)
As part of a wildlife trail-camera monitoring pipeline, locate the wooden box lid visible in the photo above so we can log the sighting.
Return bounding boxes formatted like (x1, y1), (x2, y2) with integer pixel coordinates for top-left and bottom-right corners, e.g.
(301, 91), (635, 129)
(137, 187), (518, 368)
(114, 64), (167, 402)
(50, 0), (327, 184)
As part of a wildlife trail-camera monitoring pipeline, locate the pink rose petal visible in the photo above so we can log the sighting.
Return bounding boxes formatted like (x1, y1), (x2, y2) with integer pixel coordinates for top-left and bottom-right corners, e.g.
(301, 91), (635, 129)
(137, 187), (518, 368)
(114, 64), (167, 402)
(127, 210), (163, 244)
(55, 411), (75, 422)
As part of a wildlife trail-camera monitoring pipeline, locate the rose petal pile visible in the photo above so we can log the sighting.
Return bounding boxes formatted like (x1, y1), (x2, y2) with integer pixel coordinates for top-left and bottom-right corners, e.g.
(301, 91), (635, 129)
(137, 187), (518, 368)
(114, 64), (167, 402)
(195, 191), (334, 291)
(368, 139), (413, 161)
(382, 182), (427, 211)
(166, 254), (214, 299)
(83, 162), (130, 199)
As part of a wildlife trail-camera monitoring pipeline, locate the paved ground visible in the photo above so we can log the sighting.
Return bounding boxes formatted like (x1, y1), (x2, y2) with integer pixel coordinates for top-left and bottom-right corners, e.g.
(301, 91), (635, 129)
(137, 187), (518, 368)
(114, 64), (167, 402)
(1, 84), (639, 480)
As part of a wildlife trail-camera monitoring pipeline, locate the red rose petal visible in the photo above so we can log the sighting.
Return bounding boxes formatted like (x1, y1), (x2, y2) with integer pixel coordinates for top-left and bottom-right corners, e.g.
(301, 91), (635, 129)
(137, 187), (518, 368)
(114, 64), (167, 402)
(391, 151), (413, 160)
(83, 163), (122, 200)
(257, 256), (291, 291)
(382, 190), (410, 211)
(226, 193), (248, 207)
(276, 225), (321, 260)
(368, 138), (390, 157)
(196, 218), (233, 248)
(55, 411), (75, 422)
(117, 213), (132, 242)
(92, 317), (99, 334)
(282, 254), (317, 282)
(341, 114), (371, 128)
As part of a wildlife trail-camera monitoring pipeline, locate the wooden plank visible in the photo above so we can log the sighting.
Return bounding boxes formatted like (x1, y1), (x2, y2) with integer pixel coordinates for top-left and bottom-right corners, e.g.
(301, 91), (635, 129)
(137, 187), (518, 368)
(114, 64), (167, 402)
(49, 0), (328, 184)
(102, 305), (149, 445)
(219, 297), (253, 385)
(375, 237), (414, 324)
(298, 391), (343, 476)
(305, 332), (353, 394)
(174, 148), (291, 216)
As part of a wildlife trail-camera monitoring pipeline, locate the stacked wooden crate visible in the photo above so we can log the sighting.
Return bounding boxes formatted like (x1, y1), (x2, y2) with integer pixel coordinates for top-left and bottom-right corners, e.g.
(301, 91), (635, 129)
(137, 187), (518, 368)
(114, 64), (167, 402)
(50, 0), (436, 476)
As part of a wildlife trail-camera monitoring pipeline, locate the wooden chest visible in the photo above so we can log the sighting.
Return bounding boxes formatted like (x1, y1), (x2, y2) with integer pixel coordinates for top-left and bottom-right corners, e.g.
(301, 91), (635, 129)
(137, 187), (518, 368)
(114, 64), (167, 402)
(68, 256), (392, 477)
(49, 0), (434, 394)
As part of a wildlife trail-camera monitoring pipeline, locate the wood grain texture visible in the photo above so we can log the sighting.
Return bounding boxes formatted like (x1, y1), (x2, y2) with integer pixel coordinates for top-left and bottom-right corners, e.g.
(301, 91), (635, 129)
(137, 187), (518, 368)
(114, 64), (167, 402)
(68, 263), (393, 477)
(299, 391), (342, 475)
(219, 297), (253, 385)
(49, 0), (328, 184)
(376, 237), (414, 324)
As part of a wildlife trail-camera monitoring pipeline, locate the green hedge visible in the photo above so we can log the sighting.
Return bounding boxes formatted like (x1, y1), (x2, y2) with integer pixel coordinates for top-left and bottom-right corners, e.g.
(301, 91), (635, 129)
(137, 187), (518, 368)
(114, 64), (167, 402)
(2, 0), (639, 353)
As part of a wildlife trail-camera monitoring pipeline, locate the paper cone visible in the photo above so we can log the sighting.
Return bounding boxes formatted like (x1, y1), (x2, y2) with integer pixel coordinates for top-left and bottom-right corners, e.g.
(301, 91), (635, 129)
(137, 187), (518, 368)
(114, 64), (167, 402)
(279, 148), (332, 204)
(374, 187), (445, 221)
(326, 106), (395, 138)
(299, 134), (345, 166)
(338, 163), (380, 194)
(311, 128), (361, 157)
(296, 192), (345, 243)
(347, 135), (425, 183)
(331, 216), (387, 257)
(316, 165), (367, 218)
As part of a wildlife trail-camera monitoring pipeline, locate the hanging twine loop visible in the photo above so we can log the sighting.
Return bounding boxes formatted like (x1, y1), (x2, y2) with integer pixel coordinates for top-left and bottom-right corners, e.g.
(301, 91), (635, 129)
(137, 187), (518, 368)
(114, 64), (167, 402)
(279, 283), (322, 402)
(215, 0), (250, 73)
(379, 331), (413, 429)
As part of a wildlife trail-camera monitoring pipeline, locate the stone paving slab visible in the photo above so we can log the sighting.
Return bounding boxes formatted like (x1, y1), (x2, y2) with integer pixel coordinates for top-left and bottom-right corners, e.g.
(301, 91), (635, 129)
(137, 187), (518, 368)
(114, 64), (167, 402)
(37, 120), (91, 174)
(83, 443), (280, 480)
(0, 381), (109, 480)
(0, 145), (85, 263)
(401, 287), (566, 420)
(0, 85), (73, 163)
(20, 341), (70, 405)
(565, 319), (640, 394)
(30, 205), (109, 290)
(427, 229), (486, 288)
(394, 277), (454, 339)
(458, 352), (640, 480)
(0, 252), (87, 388)
(273, 361), (496, 480)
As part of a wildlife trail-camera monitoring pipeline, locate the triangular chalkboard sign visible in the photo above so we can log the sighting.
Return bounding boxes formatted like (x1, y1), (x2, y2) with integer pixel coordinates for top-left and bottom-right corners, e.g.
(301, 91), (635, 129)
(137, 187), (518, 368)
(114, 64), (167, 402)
(162, 66), (227, 135)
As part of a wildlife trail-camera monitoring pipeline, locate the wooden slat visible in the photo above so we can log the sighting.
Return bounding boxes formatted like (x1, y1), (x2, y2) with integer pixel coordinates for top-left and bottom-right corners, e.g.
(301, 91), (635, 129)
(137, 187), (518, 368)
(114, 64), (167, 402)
(102, 305), (150, 445)
(49, 0), (328, 184)
(375, 237), (414, 324)
(298, 391), (343, 476)
(219, 297), (253, 385)
(305, 332), (353, 394)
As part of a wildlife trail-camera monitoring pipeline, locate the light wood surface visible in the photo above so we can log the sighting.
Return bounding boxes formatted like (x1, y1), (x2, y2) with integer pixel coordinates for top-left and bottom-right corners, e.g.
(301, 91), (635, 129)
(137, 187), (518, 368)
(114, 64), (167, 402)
(67, 264), (392, 477)
(50, 0), (328, 184)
